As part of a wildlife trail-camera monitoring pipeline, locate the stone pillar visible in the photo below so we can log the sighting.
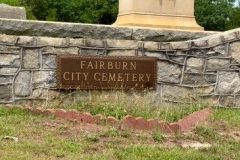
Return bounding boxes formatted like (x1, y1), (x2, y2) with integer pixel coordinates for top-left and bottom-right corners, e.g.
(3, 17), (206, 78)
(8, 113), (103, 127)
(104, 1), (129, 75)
(0, 3), (26, 20)
(113, 0), (203, 31)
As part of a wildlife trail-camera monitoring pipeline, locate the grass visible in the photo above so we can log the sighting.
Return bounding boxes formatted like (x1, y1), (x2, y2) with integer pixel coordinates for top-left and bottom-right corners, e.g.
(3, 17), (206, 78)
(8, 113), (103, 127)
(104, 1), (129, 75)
(55, 90), (208, 122)
(1, 105), (240, 159)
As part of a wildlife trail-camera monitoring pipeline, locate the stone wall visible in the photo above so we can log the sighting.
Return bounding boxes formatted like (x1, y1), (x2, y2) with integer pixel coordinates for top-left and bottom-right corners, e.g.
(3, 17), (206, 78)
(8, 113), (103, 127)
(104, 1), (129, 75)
(0, 19), (240, 107)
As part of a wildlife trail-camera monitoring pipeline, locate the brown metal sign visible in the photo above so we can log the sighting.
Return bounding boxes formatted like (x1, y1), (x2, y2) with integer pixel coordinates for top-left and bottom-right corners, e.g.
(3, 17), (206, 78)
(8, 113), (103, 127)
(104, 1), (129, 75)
(57, 55), (157, 90)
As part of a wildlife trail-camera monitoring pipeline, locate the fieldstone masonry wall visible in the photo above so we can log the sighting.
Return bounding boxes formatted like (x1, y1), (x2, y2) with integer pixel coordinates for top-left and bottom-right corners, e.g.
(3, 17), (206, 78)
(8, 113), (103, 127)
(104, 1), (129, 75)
(0, 19), (240, 107)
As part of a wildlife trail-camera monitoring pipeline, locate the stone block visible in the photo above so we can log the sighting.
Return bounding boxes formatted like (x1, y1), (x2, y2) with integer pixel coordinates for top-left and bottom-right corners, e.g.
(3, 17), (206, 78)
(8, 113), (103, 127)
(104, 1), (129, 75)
(190, 49), (205, 56)
(0, 34), (17, 44)
(235, 96), (240, 107)
(207, 59), (229, 71)
(0, 54), (20, 67)
(107, 40), (138, 49)
(113, 0), (203, 30)
(217, 72), (240, 94)
(162, 85), (196, 102)
(160, 43), (172, 50)
(0, 4), (26, 19)
(230, 42), (240, 64)
(207, 35), (222, 46)
(69, 38), (84, 46)
(17, 36), (34, 45)
(169, 55), (186, 64)
(22, 49), (40, 69)
(157, 61), (182, 83)
(80, 49), (105, 55)
(223, 32), (237, 41)
(183, 73), (217, 85)
(0, 45), (20, 52)
(85, 39), (105, 48)
(37, 37), (63, 46)
(33, 71), (56, 88)
(186, 58), (205, 73)
(145, 51), (167, 59)
(14, 71), (31, 97)
(42, 47), (79, 55)
(108, 50), (136, 56)
(42, 54), (56, 69)
(171, 41), (190, 50)
(206, 45), (227, 57)
(219, 96), (235, 107)
(0, 85), (11, 101)
(0, 68), (18, 75)
(144, 41), (159, 51)
(194, 86), (215, 94)
(0, 75), (14, 84)
(192, 40), (208, 47)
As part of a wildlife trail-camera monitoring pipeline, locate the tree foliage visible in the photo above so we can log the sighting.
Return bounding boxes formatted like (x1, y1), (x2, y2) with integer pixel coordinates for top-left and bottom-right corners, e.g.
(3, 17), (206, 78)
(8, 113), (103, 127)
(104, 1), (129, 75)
(2, 0), (240, 31)
(194, 0), (235, 31)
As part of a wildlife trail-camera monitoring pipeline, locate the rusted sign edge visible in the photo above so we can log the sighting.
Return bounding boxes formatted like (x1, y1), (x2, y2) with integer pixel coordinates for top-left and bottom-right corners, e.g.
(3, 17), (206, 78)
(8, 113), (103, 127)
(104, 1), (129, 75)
(56, 55), (157, 90)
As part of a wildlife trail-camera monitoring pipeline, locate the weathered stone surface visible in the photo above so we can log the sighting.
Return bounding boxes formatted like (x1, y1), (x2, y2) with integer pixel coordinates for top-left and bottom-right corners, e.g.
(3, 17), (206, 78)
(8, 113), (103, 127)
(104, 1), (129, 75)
(69, 39), (84, 46)
(160, 43), (172, 50)
(37, 37), (64, 46)
(32, 88), (48, 98)
(207, 35), (222, 46)
(42, 54), (56, 69)
(0, 68), (18, 75)
(0, 76), (14, 84)
(230, 42), (240, 64)
(0, 4), (26, 19)
(85, 39), (104, 48)
(145, 51), (167, 59)
(80, 49), (105, 55)
(219, 96), (235, 107)
(190, 49), (205, 56)
(207, 59), (229, 71)
(22, 49), (40, 69)
(0, 45), (20, 52)
(218, 72), (240, 94)
(194, 86), (215, 94)
(144, 42), (159, 50)
(235, 96), (240, 107)
(107, 40), (138, 48)
(171, 41), (189, 50)
(157, 61), (182, 83)
(0, 19), (214, 41)
(42, 47), (79, 55)
(14, 71), (31, 97)
(108, 50), (135, 56)
(186, 58), (204, 73)
(17, 36), (34, 45)
(223, 31), (237, 41)
(169, 55), (186, 64)
(0, 85), (11, 101)
(162, 85), (196, 102)
(206, 45), (227, 57)
(132, 28), (213, 42)
(192, 40), (208, 47)
(0, 34), (17, 44)
(0, 54), (20, 66)
(33, 71), (56, 88)
(183, 73), (217, 85)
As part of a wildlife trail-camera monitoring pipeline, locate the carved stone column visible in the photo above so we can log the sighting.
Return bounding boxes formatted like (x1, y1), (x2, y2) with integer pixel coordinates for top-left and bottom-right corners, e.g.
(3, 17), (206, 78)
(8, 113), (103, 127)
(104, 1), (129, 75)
(113, 0), (203, 31)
